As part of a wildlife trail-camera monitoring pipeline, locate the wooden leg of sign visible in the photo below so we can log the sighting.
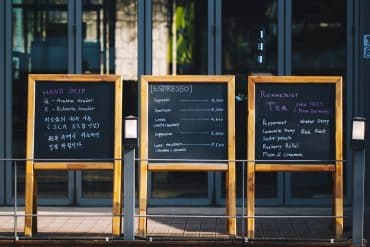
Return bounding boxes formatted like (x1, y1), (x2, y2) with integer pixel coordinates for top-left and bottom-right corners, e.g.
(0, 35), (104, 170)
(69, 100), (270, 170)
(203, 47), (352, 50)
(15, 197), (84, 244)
(227, 162), (236, 236)
(33, 172), (38, 232)
(138, 161), (148, 237)
(334, 162), (343, 239)
(247, 163), (255, 238)
(112, 160), (122, 235)
(24, 161), (35, 237)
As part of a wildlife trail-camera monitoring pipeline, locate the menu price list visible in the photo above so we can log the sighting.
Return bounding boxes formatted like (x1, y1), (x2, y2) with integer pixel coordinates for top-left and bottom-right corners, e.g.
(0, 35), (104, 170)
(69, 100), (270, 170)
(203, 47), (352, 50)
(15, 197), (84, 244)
(148, 83), (228, 162)
(255, 84), (335, 162)
(34, 82), (115, 160)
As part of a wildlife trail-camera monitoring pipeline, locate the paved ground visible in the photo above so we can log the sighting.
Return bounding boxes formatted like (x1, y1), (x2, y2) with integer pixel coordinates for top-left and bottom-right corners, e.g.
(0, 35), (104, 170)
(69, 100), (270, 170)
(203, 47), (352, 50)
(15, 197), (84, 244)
(0, 207), (355, 241)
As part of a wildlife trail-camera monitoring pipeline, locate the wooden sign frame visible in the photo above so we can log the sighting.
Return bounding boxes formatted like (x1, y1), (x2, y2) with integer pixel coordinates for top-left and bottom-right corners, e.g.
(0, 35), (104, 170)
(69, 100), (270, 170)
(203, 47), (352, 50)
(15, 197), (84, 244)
(139, 75), (236, 236)
(247, 76), (343, 238)
(25, 74), (123, 236)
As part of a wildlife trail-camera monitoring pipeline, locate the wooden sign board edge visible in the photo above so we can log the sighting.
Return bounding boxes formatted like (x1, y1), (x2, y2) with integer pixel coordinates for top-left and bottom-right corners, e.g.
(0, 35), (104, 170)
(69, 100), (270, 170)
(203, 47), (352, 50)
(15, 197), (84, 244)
(138, 75), (236, 236)
(246, 75), (343, 238)
(25, 74), (123, 236)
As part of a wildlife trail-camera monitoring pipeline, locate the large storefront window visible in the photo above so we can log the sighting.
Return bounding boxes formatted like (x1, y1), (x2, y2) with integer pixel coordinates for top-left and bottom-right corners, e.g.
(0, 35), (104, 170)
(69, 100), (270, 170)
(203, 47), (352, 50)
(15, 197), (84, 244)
(290, 0), (346, 201)
(81, 0), (138, 200)
(4, 0), (351, 206)
(12, 0), (69, 201)
(151, 0), (209, 202)
(222, 0), (278, 202)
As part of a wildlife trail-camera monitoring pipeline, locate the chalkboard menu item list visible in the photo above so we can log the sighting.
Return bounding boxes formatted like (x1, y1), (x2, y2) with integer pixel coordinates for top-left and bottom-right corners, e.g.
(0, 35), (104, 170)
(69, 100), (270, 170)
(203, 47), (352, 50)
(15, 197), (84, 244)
(255, 83), (335, 162)
(148, 83), (228, 162)
(34, 82), (114, 160)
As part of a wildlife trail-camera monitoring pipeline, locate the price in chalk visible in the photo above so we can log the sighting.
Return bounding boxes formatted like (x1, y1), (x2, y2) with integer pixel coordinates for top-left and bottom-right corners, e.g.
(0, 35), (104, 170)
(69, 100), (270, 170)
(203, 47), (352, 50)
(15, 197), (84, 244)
(211, 131), (225, 136)
(148, 83), (228, 161)
(211, 117), (224, 122)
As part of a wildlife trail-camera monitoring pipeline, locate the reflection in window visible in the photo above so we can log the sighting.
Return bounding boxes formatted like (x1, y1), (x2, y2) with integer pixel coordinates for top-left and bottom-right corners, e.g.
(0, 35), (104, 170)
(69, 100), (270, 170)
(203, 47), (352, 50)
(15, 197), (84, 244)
(222, 0), (277, 77)
(82, 0), (138, 79)
(12, 0), (69, 199)
(222, 0), (278, 200)
(291, 0), (346, 200)
(153, 0), (207, 75)
(150, 0), (209, 201)
(81, 0), (138, 199)
(292, 0), (346, 75)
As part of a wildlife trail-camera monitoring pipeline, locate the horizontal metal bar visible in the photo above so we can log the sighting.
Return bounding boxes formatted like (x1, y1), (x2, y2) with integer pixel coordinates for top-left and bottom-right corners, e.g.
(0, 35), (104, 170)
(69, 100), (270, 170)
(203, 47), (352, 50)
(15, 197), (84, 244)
(0, 213), (115, 217)
(0, 158), (121, 161)
(0, 213), (347, 219)
(136, 214), (346, 219)
(137, 158), (346, 163)
(0, 158), (347, 163)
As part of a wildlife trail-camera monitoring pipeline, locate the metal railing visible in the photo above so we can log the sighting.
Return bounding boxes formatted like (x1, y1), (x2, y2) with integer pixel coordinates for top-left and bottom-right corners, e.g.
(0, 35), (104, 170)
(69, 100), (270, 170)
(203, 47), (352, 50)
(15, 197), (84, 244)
(0, 157), (350, 243)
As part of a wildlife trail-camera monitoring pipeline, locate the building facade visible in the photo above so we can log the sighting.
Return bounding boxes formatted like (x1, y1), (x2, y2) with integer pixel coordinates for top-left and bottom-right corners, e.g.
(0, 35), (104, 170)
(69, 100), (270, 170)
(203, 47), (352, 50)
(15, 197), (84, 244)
(0, 0), (369, 208)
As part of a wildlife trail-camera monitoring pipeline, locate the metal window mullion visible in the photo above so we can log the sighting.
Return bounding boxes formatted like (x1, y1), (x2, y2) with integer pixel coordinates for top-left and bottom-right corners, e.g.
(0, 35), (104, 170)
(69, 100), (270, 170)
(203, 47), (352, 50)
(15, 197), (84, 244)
(138, 0), (145, 77)
(276, 0), (286, 206)
(210, 0), (218, 204)
(68, 0), (76, 73)
(215, 0), (221, 75)
(284, 0), (292, 75)
(207, 0), (217, 204)
(137, 0), (151, 76)
(277, 0), (284, 75)
(5, 0), (13, 205)
(66, 0), (79, 205)
(345, 0), (355, 205)
(0, 0), (5, 205)
(138, 0), (153, 204)
(75, 0), (82, 74)
(207, 0), (215, 75)
(353, 0), (360, 116)
(283, 0), (292, 205)
(145, 0), (152, 75)
(73, 0), (82, 206)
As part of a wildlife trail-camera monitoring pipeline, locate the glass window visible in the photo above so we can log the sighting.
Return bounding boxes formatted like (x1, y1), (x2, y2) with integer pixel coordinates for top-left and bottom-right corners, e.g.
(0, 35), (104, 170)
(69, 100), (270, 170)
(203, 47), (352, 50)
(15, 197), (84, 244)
(222, 0), (278, 200)
(291, 0), (346, 200)
(151, 0), (209, 201)
(12, 0), (69, 200)
(292, 0), (346, 76)
(152, 0), (208, 75)
(81, 0), (138, 199)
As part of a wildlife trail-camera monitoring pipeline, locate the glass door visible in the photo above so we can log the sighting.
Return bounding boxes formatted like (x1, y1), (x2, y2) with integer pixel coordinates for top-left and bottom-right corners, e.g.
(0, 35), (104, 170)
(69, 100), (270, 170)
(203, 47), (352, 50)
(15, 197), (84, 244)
(287, 0), (347, 204)
(149, 0), (210, 205)
(217, 0), (283, 205)
(77, 0), (138, 204)
(9, 0), (73, 205)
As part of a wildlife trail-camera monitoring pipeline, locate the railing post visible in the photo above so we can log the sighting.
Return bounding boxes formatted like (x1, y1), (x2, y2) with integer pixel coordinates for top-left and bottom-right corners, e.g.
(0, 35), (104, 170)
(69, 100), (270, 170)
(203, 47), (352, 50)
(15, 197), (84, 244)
(352, 148), (365, 246)
(14, 160), (18, 240)
(124, 148), (136, 240)
(351, 117), (366, 246)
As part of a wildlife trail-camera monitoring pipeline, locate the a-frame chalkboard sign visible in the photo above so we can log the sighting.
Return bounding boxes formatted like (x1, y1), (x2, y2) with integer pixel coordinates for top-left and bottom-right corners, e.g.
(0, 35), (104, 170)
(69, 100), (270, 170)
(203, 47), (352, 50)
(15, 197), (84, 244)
(139, 75), (236, 236)
(25, 74), (123, 236)
(247, 76), (343, 238)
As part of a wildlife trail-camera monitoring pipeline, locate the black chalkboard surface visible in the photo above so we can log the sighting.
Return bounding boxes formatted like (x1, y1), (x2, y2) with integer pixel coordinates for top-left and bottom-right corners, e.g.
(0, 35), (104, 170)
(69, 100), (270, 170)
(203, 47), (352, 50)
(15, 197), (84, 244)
(255, 83), (335, 162)
(148, 83), (228, 161)
(34, 81), (115, 160)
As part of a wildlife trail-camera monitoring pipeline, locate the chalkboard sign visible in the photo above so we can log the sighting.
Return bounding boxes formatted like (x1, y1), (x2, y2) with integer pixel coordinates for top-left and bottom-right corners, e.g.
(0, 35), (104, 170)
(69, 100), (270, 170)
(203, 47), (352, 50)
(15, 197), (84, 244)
(34, 82), (114, 160)
(246, 76), (343, 239)
(25, 74), (123, 236)
(139, 75), (237, 237)
(148, 83), (227, 161)
(255, 83), (335, 162)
